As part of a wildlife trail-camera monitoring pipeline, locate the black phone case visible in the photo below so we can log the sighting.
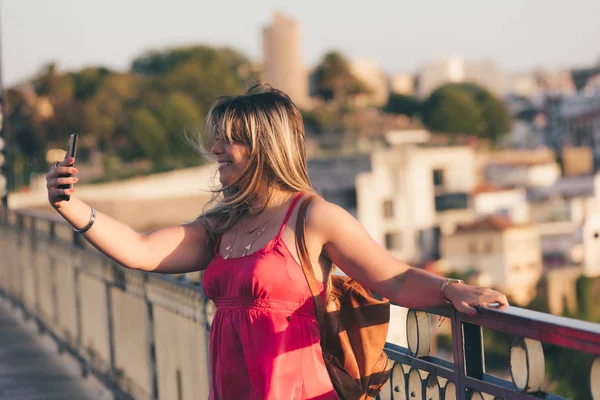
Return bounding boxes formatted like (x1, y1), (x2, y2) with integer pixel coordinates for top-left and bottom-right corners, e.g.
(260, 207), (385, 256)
(58, 134), (78, 201)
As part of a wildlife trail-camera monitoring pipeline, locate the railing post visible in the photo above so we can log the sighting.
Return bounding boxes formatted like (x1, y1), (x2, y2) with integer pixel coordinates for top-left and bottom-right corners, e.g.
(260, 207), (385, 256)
(72, 230), (86, 376)
(49, 222), (60, 327)
(31, 216), (42, 317)
(15, 213), (24, 309)
(144, 275), (159, 400)
(105, 273), (116, 374)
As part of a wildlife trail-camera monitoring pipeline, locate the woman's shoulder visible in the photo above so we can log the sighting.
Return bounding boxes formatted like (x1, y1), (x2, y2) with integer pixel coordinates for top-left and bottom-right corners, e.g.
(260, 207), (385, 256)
(186, 214), (221, 242)
(304, 195), (355, 234)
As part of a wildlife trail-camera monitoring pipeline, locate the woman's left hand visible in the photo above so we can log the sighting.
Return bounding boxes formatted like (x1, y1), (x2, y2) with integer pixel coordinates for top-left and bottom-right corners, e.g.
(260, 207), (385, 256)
(444, 283), (509, 316)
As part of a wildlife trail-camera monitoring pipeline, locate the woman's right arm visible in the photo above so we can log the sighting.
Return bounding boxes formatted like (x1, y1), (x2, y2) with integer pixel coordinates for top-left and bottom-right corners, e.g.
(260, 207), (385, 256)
(47, 158), (214, 273)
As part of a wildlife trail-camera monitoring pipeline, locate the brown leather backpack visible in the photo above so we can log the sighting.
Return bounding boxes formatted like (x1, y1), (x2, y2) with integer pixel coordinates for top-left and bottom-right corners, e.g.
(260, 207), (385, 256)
(295, 195), (392, 400)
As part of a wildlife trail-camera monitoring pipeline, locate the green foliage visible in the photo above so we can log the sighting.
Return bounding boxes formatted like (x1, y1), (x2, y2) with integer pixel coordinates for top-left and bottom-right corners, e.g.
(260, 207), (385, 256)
(575, 276), (600, 322)
(383, 94), (421, 116)
(156, 92), (204, 161)
(422, 83), (512, 143)
(69, 67), (111, 100)
(422, 84), (485, 135)
(313, 51), (370, 103)
(4, 89), (49, 166)
(129, 109), (168, 166)
(4, 44), (253, 187)
(301, 108), (345, 135)
(83, 73), (143, 152)
(33, 63), (75, 105)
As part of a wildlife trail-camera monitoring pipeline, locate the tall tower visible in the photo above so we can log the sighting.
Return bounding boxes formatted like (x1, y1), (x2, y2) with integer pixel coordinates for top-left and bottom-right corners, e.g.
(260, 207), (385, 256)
(262, 12), (309, 108)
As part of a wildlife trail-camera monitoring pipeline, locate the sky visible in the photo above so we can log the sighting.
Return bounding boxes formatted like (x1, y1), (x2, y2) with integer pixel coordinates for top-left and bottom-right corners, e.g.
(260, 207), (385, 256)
(2, 0), (599, 87)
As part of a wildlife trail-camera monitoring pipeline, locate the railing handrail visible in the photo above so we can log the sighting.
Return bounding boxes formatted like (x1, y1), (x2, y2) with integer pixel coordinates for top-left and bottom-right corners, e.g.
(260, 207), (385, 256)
(420, 303), (600, 356)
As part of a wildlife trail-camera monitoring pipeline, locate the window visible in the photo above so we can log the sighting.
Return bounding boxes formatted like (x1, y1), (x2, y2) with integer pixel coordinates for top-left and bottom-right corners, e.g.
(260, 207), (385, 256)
(435, 193), (469, 212)
(382, 200), (394, 219)
(484, 241), (493, 253)
(385, 232), (402, 250)
(433, 169), (445, 187)
(469, 241), (478, 254)
(529, 262), (538, 271)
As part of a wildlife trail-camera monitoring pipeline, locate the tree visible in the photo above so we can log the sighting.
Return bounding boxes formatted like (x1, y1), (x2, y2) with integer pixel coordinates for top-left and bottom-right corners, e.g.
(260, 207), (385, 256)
(70, 67), (111, 100)
(460, 83), (512, 142)
(313, 51), (370, 103)
(157, 92), (204, 163)
(83, 73), (143, 152)
(384, 94), (421, 117)
(480, 95), (513, 141)
(132, 45), (252, 118)
(5, 89), (48, 161)
(422, 85), (484, 135)
(33, 63), (74, 105)
(129, 109), (168, 166)
(422, 83), (512, 142)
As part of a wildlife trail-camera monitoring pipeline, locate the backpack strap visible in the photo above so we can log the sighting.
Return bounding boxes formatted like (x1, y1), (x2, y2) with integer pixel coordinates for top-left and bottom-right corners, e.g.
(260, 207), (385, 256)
(295, 194), (327, 332)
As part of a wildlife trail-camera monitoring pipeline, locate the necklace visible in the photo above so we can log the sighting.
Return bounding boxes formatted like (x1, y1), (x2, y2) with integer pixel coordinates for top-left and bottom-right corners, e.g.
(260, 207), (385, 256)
(223, 193), (294, 259)
(243, 216), (272, 234)
(223, 211), (278, 259)
(240, 211), (279, 257)
(223, 228), (239, 260)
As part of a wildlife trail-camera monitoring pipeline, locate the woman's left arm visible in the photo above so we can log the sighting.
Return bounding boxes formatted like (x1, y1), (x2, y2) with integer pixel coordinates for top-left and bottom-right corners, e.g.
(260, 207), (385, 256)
(308, 198), (509, 315)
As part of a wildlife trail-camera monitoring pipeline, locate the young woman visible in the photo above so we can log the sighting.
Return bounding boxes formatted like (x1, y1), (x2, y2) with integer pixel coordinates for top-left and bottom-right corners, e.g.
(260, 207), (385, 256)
(46, 86), (508, 400)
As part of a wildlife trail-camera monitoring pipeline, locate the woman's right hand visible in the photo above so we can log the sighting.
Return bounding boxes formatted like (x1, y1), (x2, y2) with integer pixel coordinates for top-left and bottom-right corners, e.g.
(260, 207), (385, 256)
(46, 157), (79, 209)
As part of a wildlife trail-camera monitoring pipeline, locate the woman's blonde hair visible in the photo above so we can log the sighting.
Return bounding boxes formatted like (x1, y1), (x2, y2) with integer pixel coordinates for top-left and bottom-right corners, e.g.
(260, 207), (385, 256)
(196, 84), (315, 235)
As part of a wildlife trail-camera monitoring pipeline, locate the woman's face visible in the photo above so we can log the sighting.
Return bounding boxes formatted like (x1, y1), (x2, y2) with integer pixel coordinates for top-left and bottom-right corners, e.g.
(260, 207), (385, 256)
(210, 134), (251, 186)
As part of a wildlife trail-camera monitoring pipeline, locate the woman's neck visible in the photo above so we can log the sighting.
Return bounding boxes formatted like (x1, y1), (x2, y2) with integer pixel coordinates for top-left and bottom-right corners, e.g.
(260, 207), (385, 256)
(249, 188), (295, 214)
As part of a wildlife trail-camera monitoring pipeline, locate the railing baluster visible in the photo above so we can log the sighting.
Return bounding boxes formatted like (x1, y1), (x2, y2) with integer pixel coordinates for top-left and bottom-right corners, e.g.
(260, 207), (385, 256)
(451, 310), (466, 400)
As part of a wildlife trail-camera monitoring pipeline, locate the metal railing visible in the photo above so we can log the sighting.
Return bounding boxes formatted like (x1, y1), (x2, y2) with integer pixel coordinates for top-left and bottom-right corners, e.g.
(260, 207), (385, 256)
(1, 207), (599, 400)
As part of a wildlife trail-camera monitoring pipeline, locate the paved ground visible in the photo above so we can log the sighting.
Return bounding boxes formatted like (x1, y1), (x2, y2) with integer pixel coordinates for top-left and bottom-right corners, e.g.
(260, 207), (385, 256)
(0, 299), (113, 400)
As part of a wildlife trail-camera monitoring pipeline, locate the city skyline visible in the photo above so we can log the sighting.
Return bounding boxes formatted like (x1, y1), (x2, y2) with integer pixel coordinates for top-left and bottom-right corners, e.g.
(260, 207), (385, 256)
(2, 0), (599, 87)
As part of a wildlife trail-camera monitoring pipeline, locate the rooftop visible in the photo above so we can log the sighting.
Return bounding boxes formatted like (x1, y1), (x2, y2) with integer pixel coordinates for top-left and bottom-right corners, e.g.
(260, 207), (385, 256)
(455, 214), (517, 232)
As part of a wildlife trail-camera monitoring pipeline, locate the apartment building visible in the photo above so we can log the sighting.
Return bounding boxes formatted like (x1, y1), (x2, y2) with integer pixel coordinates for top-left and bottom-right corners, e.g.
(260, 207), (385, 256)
(440, 216), (542, 305)
(356, 130), (476, 263)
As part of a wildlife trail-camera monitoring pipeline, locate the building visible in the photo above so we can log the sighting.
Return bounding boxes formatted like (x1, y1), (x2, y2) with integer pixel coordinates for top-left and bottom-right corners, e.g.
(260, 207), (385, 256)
(536, 69), (577, 96)
(389, 73), (414, 96)
(349, 58), (389, 107)
(583, 214), (600, 277)
(484, 159), (561, 189)
(561, 92), (600, 165)
(528, 174), (600, 276)
(356, 130), (476, 263)
(473, 184), (530, 224)
(262, 12), (309, 107)
(417, 56), (507, 98)
(508, 72), (540, 98)
(417, 56), (464, 98)
(464, 59), (508, 96)
(440, 216), (542, 305)
(307, 155), (371, 217)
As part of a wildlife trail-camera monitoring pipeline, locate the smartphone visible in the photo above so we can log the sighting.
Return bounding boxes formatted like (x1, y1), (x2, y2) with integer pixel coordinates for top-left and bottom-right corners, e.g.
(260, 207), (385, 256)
(58, 134), (79, 201)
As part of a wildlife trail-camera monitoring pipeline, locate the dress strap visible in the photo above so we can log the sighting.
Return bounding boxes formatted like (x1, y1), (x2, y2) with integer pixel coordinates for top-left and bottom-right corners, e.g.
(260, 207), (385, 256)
(213, 235), (222, 254)
(278, 192), (305, 236)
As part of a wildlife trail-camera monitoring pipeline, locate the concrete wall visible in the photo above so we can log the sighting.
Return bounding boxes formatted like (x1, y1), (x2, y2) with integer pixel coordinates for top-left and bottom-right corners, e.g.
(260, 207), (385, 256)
(0, 211), (212, 400)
